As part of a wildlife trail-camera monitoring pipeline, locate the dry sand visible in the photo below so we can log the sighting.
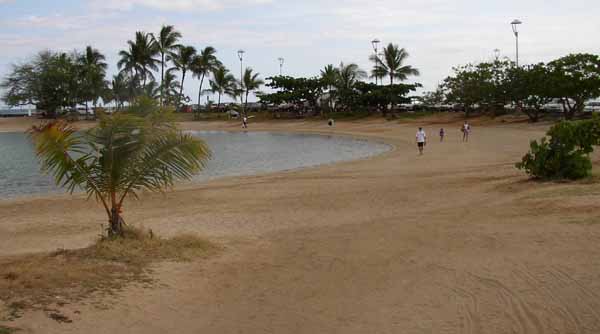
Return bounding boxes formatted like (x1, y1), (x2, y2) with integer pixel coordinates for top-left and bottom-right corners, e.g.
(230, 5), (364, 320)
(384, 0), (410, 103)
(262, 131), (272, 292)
(2, 116), (600, 333)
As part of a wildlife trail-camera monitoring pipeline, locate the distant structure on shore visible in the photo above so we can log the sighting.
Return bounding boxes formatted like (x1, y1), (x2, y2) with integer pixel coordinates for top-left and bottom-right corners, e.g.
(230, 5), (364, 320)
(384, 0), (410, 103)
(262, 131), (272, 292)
(0, 108), (35, 117)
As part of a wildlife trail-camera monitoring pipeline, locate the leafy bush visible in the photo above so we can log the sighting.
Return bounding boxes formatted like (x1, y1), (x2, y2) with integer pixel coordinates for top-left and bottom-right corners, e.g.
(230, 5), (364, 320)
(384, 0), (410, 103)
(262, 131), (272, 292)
(516, 116), (600, 180)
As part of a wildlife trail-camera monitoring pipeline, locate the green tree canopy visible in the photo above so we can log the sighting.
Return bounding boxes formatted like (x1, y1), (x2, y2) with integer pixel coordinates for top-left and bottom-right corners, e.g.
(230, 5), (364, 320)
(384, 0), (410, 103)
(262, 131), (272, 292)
(1, 50), (82, 117)
(546, 53), (600, 119)
(258, 76), (326, 112)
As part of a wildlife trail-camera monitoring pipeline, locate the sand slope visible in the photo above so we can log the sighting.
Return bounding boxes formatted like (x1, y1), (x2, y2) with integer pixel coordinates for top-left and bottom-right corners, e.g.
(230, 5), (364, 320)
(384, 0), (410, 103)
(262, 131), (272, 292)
(2, 117), (600, 333)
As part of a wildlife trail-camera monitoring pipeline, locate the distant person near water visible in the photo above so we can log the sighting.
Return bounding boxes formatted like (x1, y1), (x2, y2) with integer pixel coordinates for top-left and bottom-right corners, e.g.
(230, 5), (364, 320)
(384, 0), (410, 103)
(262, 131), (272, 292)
(416, 127), (427, 155)
(328, 119), (335, 127)
(439, 128), (445, 142)
(461, 122), (471, 142)
(242, 116), (248, 129)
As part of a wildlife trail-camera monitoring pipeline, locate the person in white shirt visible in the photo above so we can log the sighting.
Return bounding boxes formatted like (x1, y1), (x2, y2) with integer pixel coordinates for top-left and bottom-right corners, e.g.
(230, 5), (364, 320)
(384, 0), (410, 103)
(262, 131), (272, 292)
(461, 122), (470, 142)
(416, 127), (427, 155)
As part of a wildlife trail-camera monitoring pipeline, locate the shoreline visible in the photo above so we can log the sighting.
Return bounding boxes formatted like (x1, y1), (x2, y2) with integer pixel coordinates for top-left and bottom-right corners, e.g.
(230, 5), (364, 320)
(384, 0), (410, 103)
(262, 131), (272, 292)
(0, 125), (396, 204)
(4, 116), (600, 333)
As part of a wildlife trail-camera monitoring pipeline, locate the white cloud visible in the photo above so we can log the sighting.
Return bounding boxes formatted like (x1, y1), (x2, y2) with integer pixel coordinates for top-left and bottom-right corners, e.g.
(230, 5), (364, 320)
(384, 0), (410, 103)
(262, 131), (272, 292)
(90, 0), (273, 11)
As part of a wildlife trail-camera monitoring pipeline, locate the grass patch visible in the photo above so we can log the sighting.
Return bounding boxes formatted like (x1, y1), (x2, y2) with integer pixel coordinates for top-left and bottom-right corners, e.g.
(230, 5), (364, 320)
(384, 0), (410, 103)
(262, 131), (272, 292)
(564, 217), (600, 225)
(0, 227), (215, 322)
(0, 326), (20, 334)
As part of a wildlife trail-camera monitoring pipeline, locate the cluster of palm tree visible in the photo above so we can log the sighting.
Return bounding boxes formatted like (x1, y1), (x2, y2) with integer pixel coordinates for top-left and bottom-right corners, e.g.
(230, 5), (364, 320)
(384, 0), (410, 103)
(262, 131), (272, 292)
(111, 25), (264, 113)
(315, 43), (419, 112)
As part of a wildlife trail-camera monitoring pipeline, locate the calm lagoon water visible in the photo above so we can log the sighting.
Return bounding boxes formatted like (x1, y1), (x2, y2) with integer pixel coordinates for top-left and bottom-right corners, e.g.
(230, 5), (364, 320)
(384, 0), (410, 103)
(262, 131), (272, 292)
(0, 131), (390, 199)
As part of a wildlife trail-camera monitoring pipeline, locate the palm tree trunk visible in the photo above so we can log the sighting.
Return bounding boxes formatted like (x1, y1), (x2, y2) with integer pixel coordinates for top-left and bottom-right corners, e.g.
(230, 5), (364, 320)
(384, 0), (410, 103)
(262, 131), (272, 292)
(179, 70), (186, 108)
(245, 90), (250, 118)
(197, 73), (206, 108)
(160, 52), (165, 106)
(109, 207), (124, 237)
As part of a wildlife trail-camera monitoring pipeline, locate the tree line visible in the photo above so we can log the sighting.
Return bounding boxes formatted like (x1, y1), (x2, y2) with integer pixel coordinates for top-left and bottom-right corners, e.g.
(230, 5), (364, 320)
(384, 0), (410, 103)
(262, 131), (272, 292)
(1, 28), (422, 118)
(1, 25), (264, 118)
(258, 43), (421, 116)
(428, 53), (600, 121)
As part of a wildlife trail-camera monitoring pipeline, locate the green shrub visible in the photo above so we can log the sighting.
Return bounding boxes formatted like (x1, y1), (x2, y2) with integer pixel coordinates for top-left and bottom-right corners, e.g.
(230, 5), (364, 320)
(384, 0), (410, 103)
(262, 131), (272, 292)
(516, 116), (600, 180)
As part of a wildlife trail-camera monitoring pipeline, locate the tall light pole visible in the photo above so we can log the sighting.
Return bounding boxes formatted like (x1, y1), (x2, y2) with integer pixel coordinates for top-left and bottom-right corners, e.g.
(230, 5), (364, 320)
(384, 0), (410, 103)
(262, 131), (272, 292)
(237, 50), (245, 112)
(510, 19), (522, 67)
(371, 38), (380, 85)
(278, 57), (285, 76)
(237, 49), (245, 83)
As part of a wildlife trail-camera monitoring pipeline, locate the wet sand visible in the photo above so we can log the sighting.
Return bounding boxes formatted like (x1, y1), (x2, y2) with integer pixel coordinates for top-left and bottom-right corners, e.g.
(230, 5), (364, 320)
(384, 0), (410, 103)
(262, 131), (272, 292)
(2, 116), (600, 333)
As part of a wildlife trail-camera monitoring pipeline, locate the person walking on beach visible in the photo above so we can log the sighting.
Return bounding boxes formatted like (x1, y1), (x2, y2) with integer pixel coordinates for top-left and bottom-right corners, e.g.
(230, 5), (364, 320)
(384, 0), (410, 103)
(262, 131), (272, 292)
(416, 127), (427, 155)
(461, 122), (470, 142)
(439, 128), (445, 142)
(242, 116), (248, 129)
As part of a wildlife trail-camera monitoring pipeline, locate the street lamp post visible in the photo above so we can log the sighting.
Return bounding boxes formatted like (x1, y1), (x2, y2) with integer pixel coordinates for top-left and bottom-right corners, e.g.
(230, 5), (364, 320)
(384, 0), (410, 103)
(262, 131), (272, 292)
(237, 50), (245, 115)
(510, 19), (522, 67)
(237, 49), (245, 83)
(371, 38), (380, 85)
(278, 57), (285, 76)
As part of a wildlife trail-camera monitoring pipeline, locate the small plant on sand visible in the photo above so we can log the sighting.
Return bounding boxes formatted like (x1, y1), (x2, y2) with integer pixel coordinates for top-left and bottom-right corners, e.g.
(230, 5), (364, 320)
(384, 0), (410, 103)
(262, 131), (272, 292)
(28, 105), (211, 237)
(516, 116), (600, 180)
(0, 227), (214, 321)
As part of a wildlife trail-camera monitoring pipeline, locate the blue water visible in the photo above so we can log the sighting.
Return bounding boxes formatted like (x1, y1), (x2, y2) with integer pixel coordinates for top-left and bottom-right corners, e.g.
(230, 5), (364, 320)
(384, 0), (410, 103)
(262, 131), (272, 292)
(0, 131), (390, 199)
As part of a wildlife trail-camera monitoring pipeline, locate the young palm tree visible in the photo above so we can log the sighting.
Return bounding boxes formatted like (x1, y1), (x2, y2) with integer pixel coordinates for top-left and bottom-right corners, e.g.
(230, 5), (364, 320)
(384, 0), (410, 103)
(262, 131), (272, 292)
(172, 45), (197, 106)
(377, 43), (420, 85)
(208, 66), (236, 109)
(241, 67), (264, 116)
(28, 110), (211, 237)
(151, 25), (182, 104)
(191, 46), (222, 108)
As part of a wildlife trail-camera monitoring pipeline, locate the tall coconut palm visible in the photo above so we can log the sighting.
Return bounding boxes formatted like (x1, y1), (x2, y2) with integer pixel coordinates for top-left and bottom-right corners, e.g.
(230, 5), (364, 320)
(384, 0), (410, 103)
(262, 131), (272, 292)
(79, 46), (108, 115)
(162, 68), (181, 106)
(320, 64), (339, 112)
(335, 62), (367, 91)
(191, 46), (222, 108)
(377, 43), (420, 85)
(110, 72), (131, 110)
(28, 111), (211, 237)
(151, 25), (182, 104)
(208, 66), (236, 108)
(369, 54), (387, 85)
(241, 67), (263, 116)
(118, 31), (159, 89)
(172, 45), (197, 106)
(320, 64), (338, 89)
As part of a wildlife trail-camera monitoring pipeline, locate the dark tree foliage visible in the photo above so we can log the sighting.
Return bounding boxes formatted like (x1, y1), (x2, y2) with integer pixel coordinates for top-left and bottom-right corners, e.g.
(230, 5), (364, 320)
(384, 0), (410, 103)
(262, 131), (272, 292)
(1, 51), (84, 118)
(444, 54), (600, 120)
(442, 60), (512, 117)
(258, 76), (326, 112)
(546, 53), (600, 120)
(351, 82), (421, 114)
(516, 116), (600, 179)
(506, 64), (554, 122)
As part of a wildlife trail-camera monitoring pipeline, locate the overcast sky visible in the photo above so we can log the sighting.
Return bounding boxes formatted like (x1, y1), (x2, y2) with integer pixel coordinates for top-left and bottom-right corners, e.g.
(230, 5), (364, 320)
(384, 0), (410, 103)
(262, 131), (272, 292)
(1, 0), (599, 106)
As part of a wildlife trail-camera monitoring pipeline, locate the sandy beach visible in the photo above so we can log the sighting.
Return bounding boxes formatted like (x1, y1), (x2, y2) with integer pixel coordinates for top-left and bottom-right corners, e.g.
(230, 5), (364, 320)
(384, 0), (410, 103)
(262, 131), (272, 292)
(2, 116), (600, 333)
